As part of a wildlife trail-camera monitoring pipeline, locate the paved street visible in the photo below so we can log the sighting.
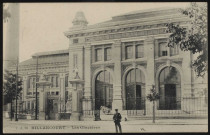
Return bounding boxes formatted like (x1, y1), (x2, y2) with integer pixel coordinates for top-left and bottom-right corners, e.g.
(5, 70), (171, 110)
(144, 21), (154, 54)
(3, 118), (208, 133)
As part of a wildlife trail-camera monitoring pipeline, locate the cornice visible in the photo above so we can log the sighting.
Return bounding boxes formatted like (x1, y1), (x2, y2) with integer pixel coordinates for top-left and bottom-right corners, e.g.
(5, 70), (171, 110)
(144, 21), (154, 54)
(64, 15), (189, 38)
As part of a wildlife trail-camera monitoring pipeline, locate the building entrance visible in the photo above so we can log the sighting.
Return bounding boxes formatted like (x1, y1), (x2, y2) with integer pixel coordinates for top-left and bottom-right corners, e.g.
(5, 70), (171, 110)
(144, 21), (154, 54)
(47, 99), (58, 120)
(158, 67), (181, 110)
(125, 68), (145, 110)
(165, 84), (177, 110)
(95, 70), (113, 118)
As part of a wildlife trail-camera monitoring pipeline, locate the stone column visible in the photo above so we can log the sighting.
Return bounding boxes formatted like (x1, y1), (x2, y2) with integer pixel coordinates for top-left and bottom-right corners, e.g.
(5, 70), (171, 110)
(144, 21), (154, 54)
(112, 40), (123, 111)
(39, 86), (47, 120)
(145, 37), (155, 115)
(83, 45), (92, 112)
(68, 45), (84, 116)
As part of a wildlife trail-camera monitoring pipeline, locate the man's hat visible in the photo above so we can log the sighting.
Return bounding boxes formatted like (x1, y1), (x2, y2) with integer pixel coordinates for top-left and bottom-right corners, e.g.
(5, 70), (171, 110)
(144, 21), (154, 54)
(115, 109), (118, 111)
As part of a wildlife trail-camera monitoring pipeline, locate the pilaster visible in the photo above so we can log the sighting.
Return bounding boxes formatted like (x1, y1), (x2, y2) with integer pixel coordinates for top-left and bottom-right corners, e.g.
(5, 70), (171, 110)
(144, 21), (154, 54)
(181, 51), (192, 96)
(112, 40), (123, 111)
(39, 87), (47, 120)
(83, 44), (92, 112)
(145, 36), (155, 114)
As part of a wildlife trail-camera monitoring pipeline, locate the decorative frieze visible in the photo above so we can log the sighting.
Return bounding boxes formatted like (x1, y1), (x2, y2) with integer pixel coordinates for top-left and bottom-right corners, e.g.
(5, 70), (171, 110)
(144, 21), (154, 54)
(67, 22), (169, 39)
(85, 28), (167, 42)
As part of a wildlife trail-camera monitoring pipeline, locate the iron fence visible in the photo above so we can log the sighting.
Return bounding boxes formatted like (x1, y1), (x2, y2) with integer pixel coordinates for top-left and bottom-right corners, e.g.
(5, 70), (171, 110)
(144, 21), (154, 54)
(82, 96), (208, 118)
(127, 96), (208, 117)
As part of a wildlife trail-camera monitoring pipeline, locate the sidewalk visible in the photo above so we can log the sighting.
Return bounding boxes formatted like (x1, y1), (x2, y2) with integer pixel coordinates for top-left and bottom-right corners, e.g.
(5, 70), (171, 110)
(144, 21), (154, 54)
(3, 118), (208, 133)
(4, 118), (208, 125)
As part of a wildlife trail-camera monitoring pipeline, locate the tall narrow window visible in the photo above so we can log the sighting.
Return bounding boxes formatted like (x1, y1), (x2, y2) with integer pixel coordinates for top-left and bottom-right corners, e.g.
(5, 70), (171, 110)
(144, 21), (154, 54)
(33, 78), (36, 88)
(136, 44), (144, 58)
(28, 78), (31, 88)
(126, 46), (133, 59)
(30, 78), (33, 88)
(51, 77), (54, 87)
(105, 47), (111, 61)
(65, 76), (68, 87)
(56, 76), (58, 87)
(95, 48), (102, 62)
(159, 43), (168, 57)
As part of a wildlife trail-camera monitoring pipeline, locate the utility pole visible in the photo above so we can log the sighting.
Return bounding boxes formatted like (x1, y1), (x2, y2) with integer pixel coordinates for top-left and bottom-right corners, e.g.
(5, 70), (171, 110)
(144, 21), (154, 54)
(15, 57), (18, 121)
(35, 56), (38, 120)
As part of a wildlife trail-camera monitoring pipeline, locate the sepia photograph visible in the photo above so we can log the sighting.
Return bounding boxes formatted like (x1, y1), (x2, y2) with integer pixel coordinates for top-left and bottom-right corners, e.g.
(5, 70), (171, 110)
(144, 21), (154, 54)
(2, 2), (208, 133)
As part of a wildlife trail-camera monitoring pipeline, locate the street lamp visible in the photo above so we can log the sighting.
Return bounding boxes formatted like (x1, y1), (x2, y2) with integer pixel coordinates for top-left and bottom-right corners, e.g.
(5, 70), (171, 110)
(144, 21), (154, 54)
(15, 57), (18, 121)
(35, 56), (39, 120)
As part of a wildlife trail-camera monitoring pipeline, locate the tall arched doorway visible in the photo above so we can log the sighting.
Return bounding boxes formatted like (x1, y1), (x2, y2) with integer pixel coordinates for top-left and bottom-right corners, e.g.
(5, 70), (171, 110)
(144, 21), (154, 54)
(125, 68), (145, 110)
(95, 70), (113, 110)
(158, 66), (181, 110)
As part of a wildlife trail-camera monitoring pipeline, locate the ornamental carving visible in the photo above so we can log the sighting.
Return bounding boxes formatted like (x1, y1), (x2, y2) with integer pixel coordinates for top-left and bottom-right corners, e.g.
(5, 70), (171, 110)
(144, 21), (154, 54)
(155, 62), (165, 71)
(122, 64), (132, 73)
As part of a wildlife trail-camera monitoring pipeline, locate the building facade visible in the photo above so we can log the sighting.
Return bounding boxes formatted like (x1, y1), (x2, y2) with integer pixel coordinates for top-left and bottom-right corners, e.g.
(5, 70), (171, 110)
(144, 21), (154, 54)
(8, 8), (207, 120)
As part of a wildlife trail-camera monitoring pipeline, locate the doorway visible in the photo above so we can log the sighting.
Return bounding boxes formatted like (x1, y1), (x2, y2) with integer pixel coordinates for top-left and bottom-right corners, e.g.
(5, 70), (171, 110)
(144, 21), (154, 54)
(47, 99), (58, 120)
(165, 84), (177, 110)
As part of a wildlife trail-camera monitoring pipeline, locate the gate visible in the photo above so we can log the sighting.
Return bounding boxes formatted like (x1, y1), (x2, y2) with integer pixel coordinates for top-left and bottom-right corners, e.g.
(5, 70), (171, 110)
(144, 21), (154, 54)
(47, 99), (58, 120)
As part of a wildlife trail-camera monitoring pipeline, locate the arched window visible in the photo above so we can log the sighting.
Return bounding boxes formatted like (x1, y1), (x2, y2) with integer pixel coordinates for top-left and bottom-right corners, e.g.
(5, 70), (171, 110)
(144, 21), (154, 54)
(125, 68), (145, 110)
(158, 66), (181, 110)
(95, 70), (113, 110)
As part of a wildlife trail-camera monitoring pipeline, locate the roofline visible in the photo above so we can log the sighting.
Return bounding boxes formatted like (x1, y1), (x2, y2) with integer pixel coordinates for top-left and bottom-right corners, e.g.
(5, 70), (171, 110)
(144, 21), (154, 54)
(113, 7), (182, 18)
(32, 49), (69, 57)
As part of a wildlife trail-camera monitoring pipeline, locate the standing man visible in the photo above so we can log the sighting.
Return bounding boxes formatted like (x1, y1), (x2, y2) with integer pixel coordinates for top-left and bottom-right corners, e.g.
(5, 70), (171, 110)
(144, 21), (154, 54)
(113, 109), (122, 133)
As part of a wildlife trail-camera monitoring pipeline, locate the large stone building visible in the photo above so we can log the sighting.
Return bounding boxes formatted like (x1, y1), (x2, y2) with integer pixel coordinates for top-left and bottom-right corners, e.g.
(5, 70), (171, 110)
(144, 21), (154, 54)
(8, 7), (207, 120)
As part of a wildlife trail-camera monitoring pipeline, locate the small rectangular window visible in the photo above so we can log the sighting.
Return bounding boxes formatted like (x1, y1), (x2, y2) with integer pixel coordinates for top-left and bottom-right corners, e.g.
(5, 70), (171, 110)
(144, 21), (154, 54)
(159, 43), (168, 57)
(56, 92), (59, 95)
(170, 45), (179, 56)
(136, 45), (144, 58)
(162, 51), (168, 56)
(73, 39), (78, 44)
(126, 46), (133, 59)
(95, 48), (102, 61)
(105, 47), (111, 61)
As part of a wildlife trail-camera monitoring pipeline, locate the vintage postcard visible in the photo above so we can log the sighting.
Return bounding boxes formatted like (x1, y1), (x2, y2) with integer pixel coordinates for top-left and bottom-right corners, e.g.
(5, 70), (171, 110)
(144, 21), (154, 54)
(3, 2), (208, 133)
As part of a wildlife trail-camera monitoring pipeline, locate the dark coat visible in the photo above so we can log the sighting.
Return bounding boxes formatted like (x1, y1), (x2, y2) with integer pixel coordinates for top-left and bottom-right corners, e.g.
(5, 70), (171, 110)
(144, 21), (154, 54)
(113, 113), (122, 123)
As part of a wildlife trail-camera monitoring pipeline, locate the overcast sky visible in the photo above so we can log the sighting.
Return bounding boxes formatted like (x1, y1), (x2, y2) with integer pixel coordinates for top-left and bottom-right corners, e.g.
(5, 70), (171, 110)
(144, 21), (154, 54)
(16, 2), (190, 62)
